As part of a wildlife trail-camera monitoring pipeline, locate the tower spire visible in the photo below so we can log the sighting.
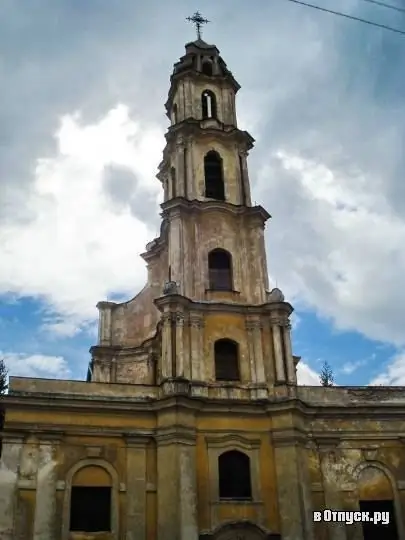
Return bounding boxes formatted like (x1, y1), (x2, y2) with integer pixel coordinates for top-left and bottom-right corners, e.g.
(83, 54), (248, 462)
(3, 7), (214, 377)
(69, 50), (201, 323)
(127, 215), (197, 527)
(186, 10), (210, 40)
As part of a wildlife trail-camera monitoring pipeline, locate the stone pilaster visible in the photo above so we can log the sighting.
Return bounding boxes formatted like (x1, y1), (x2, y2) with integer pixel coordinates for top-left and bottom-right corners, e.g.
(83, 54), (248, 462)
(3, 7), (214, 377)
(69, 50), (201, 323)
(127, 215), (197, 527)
(283, 322), (296, 384)
(156, 431), (198, 540)
(125, 437), (147, 540)
(33, 439), (59, 540)
(179, 444), (198, 540)
(245, 319), (257, 383)
(168, 212), (183, 295)
(273, 436), (313, 540)
(96, 301), (114, 346)
(190, 313), (204, 380)
(318, 444), (347, 540)
(161, 312), (173, 379)
(272, 323), (286, 383)
(175, 141), (185, 197)
(239, 151), (252, 206)
(175, 312), (185, 378)
(253, 320), (265, 384)
(246, 317), (266, 384)
(0, 436), (23, 540)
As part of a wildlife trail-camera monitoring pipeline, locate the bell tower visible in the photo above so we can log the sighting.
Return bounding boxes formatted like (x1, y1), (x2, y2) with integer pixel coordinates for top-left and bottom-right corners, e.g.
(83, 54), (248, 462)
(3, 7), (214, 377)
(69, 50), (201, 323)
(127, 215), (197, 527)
(149, 14), (298, 398)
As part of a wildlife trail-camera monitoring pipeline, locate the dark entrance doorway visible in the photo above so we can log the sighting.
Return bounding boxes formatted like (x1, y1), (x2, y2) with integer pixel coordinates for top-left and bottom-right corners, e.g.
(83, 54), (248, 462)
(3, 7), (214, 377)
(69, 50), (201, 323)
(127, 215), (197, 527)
(360, 500), (398, 540)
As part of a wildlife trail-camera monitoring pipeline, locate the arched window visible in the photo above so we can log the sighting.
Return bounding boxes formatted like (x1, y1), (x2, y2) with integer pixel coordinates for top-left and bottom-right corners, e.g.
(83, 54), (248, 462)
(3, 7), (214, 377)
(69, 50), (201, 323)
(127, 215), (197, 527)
(70, 466), (112, 532)
(172, 103), (178, 124)
(218, 450), (252, 499)
(214, 339), (239, 381)
(204, 151), (225, 200)
(170, 166), (177, 198)
(201, 90), (217, 119)
(208, 249), (232, 290)
(202, 61), (213, 76)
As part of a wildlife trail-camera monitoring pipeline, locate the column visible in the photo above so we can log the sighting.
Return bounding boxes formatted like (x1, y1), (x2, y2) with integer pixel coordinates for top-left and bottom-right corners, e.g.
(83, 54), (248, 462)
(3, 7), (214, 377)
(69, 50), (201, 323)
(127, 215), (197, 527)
(0, 436), (23, 540)
(283, 323), (297, 384)
(33, 439), (59, 540)
(125, 438), (147, 540)
(176, 312), (185, 378)
(319, 447), (347, 540)
(272, 323), (286, 382)
(161, 312), (173, 379)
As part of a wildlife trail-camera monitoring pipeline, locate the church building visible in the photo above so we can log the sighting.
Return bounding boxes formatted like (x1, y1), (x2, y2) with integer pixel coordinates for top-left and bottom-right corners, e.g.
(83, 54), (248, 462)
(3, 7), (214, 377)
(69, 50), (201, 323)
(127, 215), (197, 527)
(1, 16), (405, 540)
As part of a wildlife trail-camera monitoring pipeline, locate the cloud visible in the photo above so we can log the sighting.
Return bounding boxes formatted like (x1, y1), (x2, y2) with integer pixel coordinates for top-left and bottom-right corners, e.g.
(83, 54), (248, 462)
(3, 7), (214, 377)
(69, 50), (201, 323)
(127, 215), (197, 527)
(1, 351), (71, 379)
(297, 361), (321, 386)
(1, 0), (404, 357)
(369, 351), (405, 386)
(0, 106), (163, 334)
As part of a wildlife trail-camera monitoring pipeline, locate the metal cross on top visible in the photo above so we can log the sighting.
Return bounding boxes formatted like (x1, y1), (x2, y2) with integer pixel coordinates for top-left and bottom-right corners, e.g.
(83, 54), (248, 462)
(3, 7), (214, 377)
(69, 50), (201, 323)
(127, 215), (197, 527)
(186, 11), (210, 40)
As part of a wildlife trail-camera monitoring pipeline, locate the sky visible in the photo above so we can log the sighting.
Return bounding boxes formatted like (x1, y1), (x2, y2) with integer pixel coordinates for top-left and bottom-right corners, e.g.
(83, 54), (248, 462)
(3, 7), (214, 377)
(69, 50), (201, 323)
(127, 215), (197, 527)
(1, 0), (405, 387)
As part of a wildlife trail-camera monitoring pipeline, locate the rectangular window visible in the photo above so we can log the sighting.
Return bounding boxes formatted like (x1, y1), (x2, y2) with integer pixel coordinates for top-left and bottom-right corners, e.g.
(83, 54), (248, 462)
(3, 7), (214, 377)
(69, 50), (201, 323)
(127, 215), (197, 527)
(70, 486), (111, 532)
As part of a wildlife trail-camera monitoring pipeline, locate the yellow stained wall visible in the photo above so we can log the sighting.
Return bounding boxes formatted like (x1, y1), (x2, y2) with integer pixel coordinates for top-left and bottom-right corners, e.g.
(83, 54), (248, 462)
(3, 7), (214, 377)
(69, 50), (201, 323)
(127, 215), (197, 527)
(7, 399), (405, 539)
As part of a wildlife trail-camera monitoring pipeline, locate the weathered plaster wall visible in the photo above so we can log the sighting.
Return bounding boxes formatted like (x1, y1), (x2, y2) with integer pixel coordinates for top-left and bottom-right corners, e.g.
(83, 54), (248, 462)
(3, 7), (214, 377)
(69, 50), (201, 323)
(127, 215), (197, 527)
(3, 381), (405, 540)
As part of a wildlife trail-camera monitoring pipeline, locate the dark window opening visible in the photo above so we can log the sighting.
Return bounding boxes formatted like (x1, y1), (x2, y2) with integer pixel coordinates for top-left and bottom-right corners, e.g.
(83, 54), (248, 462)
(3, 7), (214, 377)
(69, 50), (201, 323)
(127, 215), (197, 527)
(202, 90), (217, 119)
(204, 151), (224, 201)
(218, 450), (251, 499)
(360, 500), (398, 540)
(208, 249), (232, 291)
(202, 61), (213, 76)
(170, 166), (176, 198)
(214, 339), (239, 381)
(70, 486), (111, 532)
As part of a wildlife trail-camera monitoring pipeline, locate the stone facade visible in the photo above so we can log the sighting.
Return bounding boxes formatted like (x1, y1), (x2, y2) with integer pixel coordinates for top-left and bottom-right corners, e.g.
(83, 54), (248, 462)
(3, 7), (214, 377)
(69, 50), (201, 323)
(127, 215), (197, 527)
(1, 37), (405, 540)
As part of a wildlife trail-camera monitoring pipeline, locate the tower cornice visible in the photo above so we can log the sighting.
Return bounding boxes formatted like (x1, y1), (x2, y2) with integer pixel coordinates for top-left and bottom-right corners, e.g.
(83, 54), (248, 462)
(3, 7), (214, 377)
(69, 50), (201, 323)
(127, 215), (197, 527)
(164, 118), (254, 148)
(160, 197), (271, 223)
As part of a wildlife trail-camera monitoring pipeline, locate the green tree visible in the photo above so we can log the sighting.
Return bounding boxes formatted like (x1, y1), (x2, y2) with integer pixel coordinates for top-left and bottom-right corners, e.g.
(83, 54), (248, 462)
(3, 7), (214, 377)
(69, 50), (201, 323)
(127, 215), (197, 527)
(319, 360), (334, 387)
(0, 357), (7, 395)
(0, 357), (8, 457)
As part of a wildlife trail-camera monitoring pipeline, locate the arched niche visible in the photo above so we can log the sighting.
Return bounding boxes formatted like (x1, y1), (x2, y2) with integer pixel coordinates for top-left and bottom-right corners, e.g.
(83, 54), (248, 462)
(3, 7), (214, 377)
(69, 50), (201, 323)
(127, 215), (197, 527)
(61, 458), (120, 540)
(353, 461), (404, 539)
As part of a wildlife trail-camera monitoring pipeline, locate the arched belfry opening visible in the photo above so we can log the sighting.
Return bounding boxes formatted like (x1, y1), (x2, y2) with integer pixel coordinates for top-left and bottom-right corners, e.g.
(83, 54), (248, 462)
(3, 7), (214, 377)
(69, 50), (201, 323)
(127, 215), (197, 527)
(214, 338), (240, 381)
(202, 90), (217, 120)
(202, 60), (213, 76)
(208, 248), (232, 290)
(218, 450), (252, 499)
(204, 151), (225, 200)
